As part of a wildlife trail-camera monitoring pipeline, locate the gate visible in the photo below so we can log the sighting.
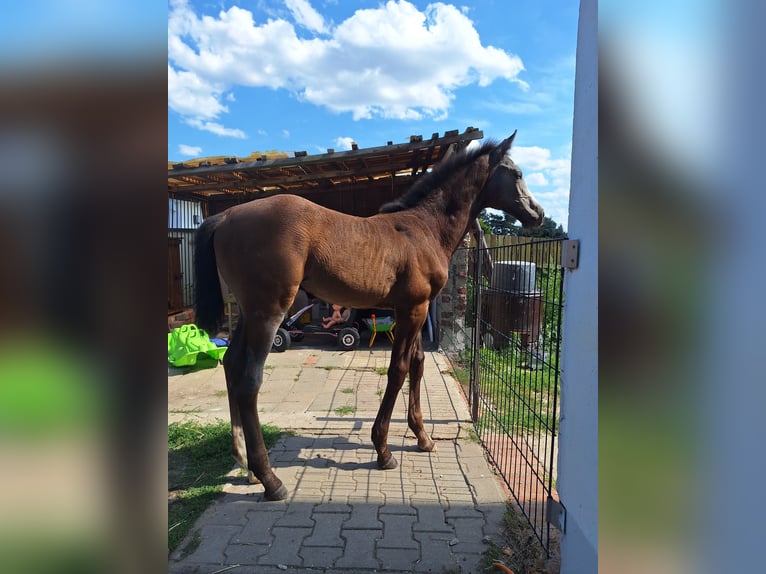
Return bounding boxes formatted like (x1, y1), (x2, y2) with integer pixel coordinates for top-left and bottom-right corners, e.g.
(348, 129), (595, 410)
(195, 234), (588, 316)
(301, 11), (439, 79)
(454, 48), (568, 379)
(168, 198), (203, 309)
(448, 237), (567, 554)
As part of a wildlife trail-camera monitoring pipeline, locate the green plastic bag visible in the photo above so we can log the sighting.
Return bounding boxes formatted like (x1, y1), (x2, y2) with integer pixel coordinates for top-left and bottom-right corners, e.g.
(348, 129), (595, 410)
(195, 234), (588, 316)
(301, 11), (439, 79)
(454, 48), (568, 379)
(168, 324), (226, 367)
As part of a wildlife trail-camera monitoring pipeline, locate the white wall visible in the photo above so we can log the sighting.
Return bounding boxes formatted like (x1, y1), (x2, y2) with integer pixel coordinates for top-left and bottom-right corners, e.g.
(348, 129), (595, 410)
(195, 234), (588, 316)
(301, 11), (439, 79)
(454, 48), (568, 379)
(558, 0), (598, 571)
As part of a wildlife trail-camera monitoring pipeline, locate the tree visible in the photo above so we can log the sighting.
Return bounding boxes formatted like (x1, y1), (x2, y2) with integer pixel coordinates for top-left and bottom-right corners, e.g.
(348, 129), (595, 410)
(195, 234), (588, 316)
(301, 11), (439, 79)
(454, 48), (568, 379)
(480, 211), (519, 235)
(479, 210), (567, 238)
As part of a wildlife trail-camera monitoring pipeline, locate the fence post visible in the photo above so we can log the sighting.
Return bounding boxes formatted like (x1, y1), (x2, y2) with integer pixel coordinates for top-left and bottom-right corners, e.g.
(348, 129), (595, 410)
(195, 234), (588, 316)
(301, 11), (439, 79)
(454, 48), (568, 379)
(470, 242), (482, 422)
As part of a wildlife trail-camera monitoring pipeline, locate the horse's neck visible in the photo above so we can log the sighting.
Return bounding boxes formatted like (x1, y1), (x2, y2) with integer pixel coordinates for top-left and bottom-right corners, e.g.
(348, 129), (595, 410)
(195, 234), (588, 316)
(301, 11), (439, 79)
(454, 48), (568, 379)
(416, 164), (486, 257)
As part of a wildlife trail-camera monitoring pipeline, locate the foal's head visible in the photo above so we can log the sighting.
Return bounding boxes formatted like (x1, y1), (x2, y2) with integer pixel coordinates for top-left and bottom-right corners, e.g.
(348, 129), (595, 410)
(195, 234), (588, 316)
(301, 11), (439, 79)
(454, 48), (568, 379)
(481, 131), (545, 228)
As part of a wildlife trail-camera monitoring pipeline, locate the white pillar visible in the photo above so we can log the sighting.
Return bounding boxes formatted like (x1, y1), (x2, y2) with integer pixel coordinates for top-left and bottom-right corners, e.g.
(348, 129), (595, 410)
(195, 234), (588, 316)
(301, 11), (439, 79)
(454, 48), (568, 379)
(557, 0), (598, 571)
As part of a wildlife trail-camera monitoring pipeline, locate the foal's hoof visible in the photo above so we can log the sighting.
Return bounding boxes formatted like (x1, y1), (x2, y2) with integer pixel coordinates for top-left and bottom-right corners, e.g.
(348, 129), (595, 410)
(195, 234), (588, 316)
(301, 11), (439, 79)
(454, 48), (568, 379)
(247, 470), (261, 484)
(264, 484), (289, 501)
(378, 455), (398, 470)
(418, 439), (436, 452)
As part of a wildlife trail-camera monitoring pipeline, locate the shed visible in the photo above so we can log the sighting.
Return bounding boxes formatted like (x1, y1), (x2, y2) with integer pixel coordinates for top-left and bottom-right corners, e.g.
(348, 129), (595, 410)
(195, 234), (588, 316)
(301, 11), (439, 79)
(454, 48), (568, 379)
(167, 127), (484, 342)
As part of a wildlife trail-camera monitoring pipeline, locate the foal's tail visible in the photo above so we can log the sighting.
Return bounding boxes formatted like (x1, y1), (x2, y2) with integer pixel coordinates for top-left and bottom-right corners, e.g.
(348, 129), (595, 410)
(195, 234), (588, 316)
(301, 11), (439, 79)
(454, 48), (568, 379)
(194, 212), (226, 333)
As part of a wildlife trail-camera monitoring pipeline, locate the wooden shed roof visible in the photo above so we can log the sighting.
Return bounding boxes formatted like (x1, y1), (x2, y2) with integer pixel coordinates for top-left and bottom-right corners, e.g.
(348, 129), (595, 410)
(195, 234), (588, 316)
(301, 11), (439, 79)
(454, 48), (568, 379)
(167, 127), (483, 204)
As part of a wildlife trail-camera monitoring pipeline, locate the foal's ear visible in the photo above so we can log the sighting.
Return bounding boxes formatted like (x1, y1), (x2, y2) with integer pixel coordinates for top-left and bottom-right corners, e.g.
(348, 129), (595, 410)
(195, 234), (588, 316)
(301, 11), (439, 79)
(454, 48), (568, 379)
(491, 130), (517, 163)
(501, 130), (517, 153)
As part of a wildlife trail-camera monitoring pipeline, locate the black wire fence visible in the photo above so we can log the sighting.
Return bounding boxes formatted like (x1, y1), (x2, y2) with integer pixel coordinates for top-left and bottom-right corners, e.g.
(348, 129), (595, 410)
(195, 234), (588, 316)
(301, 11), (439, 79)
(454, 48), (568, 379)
(447, 237), (565, 555)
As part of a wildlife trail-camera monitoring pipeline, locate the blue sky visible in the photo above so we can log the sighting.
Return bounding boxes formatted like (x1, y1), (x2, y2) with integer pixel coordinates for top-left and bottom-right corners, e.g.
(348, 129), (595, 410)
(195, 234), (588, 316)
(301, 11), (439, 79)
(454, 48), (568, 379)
(168, 0), (578, 229)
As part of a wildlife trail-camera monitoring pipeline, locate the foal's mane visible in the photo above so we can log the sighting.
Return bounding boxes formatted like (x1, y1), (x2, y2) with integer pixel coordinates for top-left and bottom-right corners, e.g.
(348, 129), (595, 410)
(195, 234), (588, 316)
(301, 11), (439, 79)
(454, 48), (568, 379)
(379, 138), (499, 214)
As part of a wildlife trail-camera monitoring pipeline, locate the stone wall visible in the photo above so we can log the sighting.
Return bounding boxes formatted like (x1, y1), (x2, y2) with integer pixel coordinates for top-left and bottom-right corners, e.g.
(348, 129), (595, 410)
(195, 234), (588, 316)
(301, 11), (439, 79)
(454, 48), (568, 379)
(438, 235), (470, 353)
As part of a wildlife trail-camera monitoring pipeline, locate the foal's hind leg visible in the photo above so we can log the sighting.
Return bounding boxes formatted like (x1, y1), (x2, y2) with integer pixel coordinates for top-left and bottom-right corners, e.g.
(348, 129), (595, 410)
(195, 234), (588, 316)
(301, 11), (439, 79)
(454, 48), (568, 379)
(407, 333), (436, 452)
(223, 320), (259, 484)
(235, 316), (289, 500)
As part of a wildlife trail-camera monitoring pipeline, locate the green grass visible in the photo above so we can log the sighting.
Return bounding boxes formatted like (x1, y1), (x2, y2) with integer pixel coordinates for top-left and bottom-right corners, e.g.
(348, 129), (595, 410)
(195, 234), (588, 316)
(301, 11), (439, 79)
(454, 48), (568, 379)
(445, 344), (560, 437)
(168, 406), (202, 415)
(496, 502), (550, 574)
(168, 420), (281, 555)
(466, 426), (481, 444)
(481, 502), (552, 574)
(334, 405), (356, 416)
(474, 345), (559, 436)
(340, 387), (355, 394)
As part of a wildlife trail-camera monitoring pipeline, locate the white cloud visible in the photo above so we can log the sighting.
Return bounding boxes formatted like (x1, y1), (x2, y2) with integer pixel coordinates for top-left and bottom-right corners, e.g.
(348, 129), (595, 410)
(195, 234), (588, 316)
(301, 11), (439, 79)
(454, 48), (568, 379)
(525, 172), (548, 186)
(513, 146), (570, 186)
(178, 144), (202, 157)
(285, 0), (329, 34)
(511, 145), (571, 228)
(168, 0), (526, 132)
(334, 136), (355, 150)
(184, 118), (246, 138)
(168, 63), (246, 138)
(167, 64), (228, 120)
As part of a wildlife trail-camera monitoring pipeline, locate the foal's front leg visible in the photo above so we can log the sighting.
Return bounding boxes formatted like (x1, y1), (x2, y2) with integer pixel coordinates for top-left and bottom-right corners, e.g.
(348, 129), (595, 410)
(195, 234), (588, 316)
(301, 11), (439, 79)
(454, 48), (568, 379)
(371, 348), (409, 470)
(371, 303), (429, 469)
(407, 333), (436, 452)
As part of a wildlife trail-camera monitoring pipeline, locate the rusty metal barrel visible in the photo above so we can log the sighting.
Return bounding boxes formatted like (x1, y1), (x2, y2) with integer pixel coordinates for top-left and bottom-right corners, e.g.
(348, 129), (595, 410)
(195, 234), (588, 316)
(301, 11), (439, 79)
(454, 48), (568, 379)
(482, 261), (544, 349)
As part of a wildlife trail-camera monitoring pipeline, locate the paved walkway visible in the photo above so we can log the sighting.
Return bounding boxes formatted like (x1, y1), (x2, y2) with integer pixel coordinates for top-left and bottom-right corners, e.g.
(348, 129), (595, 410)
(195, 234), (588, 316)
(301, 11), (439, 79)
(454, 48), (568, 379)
(168, 346), (509, 574)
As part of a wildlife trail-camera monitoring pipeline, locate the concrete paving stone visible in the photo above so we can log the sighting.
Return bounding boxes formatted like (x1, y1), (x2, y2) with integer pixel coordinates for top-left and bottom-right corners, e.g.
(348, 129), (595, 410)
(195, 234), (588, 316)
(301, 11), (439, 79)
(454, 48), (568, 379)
(377, 502), (417, 515)
(269, 449), (306, 463)
(291, 486), (327, 502)
(412, 531), (463, 573)
(412, 483), (442, 499)
(469, 475), (506, 503)
(291, 478), (327, 493)
(287, 434), (323, 448)
(221, 483), (262, 496)
(377, 514), (419, 549)
(169, 349), (517, 574)
(273, 503), (316, 528)
(377, 493), (411, 508)
(202, 498), (255, 526)
(335, 528), (382, 569)
(322, 482), (359, 497)
(235, 507), (285, 544)
(299, 466), (340, 481)
(335, 449), (368, 464)
(376, 547), (420, 571)
(411, 501), (452, 533)
(446, 540), (487, 557)
(257, 526), (312, 566)
(448, 517), (486, 549)
(268, 374), (304, 385)
(224, 542), (271, 564)
(303, 512), (349, 547)
(439, 484), (476, 504)
(444, 504), (485, 519)
(181, 524), (241, 564)
(222, 567), (302, 574)
(313, 500), (353, 513)
(480, 505), (508, 538)
(356, 468), (392, 485)
(342, 502), (383, 530)
(439, 485), (477, 499)
(300, 545), (345, 568)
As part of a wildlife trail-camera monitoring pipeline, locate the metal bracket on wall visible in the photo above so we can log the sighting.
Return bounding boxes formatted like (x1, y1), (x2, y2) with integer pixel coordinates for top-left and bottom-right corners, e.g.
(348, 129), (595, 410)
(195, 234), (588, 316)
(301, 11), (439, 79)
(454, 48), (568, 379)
(546, 497), (567, 532)
(561, 239), (580, 270)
